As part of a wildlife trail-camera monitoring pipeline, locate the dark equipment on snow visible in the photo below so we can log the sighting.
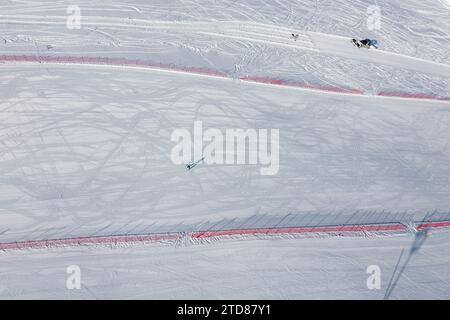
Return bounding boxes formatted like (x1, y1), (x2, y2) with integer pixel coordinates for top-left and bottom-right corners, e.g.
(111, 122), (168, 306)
(186, 156), (205, 171)
(351, 38), (378, 49)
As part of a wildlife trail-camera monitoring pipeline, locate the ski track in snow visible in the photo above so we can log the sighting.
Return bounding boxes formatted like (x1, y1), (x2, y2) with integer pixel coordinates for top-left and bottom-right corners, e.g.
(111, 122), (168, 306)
(2, 15), (448, 77)
(1, 1), (449, 100)
(1, 0), (450, 299)
(0, 1), (449, 247)
(1, 63), (450, 246)
(2, 230), (450, 299)
(1, 220), (450, 252)
(1, 54), (450, 102)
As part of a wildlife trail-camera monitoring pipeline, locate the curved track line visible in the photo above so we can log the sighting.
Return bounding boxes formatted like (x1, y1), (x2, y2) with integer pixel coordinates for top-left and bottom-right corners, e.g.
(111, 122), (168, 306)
(1, 54), (449, 103)
(0, 16), (316, 52)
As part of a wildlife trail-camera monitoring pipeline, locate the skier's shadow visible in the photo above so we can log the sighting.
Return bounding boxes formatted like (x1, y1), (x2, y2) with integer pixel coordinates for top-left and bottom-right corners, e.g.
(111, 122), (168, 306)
(383, 228), (428, 300)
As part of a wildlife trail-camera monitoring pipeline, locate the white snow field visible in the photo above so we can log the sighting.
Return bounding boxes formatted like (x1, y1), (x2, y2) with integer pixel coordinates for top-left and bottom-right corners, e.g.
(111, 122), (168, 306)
(0, 0), (450, 299)
(0, 230), (449, 299)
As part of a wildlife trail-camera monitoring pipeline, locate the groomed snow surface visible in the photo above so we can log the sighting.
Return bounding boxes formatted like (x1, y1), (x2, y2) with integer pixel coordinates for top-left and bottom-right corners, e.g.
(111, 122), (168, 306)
(0, 0), (450, 299)
(1, 230), (450, 299)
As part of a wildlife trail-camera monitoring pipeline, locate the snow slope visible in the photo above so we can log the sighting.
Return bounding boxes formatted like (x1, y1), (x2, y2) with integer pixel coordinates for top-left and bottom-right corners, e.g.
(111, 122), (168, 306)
(0, 0), (449, 299)
(1, 0), (449, 98)
(1, 229), (450, 299)
(1, 62), (450, 243)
